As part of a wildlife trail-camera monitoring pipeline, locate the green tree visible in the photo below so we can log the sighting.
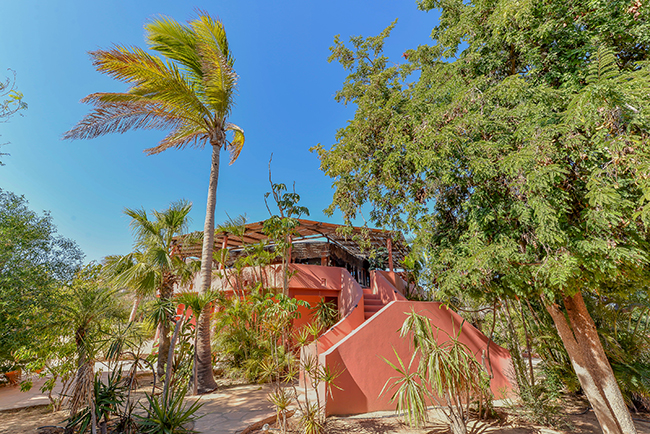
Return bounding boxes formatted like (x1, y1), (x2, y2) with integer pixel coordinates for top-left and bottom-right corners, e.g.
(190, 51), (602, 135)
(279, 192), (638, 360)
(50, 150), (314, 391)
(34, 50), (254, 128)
(0, 189), (82, 367)
(315, 2), (650, 433)
(1, 68), (27, 165)
(64, 13), (245, 393)
(103, 200), (197, 379)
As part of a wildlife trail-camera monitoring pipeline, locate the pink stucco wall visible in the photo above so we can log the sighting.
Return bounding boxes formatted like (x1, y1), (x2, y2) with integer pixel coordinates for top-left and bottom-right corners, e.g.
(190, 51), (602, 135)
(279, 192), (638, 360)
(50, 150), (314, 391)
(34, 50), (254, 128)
(321, 300), (513, 416)
(317, 269), (365, 353)
(372, 271), (407, 303)
(376, 270), (409, 297)
(288, 264), (341, 291)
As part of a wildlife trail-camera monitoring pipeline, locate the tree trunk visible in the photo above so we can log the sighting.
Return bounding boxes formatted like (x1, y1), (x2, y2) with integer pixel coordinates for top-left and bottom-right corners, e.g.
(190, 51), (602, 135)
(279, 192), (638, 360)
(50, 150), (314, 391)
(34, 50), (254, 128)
(156, 282), (174, 379)
(156, 319), (171, 379)
(163, 317), (183, 403)
(196, 306), (215, 393)
(128, 295), (141, 323)
(195, 143), (220, 393)
(545, 292), (636, 434)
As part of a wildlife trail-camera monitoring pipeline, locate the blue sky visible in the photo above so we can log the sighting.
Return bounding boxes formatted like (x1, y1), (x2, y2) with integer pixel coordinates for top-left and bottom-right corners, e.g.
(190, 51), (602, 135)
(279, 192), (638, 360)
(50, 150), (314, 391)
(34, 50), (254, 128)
(0, 1), (439, 262)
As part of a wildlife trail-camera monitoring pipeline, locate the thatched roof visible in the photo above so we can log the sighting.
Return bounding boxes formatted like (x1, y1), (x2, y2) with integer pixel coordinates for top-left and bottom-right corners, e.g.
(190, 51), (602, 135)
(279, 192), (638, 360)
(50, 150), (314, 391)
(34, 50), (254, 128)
(174, 219), (408, 264)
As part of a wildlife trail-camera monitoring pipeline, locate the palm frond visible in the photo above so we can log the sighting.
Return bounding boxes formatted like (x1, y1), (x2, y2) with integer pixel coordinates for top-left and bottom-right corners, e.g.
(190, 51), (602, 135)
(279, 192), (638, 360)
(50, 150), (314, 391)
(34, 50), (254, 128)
(225, 123), (245, 164)
(196, 38), (237, 115)
(125, 207), (160, 241)
(90, 46), (210, 119)
(63, 99), (183, 141)
(144, 122), (206, 154)
(145, 16), (203, 78)
(191, 13), (233, 66)
(217, 213), (247, 235)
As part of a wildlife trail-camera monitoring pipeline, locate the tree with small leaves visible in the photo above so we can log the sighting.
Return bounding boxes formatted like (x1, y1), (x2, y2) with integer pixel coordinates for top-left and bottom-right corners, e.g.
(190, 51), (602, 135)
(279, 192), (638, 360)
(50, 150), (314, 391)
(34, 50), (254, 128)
(316, 2), (650, 432)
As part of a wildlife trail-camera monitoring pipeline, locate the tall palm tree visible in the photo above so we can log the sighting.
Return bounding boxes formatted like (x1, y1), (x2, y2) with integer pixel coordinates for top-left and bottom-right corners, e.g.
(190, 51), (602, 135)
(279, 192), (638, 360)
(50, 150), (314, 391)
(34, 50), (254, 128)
(102, 200), (198, 379)
(64, 13), (244, 392)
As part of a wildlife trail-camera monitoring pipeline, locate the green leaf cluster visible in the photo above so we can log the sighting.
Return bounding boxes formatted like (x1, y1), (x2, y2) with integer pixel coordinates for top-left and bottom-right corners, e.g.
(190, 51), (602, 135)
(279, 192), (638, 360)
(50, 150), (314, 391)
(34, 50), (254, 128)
(0, 189), (83, 366)
(317, 0), (650, 305)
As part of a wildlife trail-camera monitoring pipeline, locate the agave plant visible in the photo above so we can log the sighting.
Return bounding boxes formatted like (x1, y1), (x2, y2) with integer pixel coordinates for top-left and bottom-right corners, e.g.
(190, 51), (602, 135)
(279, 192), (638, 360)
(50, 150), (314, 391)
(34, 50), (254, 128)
(137, 386), (203, 434)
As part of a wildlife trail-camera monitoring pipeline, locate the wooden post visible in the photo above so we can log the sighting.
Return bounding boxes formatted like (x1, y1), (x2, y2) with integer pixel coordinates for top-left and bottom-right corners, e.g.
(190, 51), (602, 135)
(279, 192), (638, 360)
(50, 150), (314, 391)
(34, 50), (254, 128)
(387, 238), (394, 272)
(321, 256), (328, 266)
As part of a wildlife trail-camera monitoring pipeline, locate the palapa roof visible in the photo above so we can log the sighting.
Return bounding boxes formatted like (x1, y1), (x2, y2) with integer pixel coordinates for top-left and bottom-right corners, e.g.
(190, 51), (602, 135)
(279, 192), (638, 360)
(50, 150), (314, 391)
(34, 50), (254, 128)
(175, 219), (408, 264)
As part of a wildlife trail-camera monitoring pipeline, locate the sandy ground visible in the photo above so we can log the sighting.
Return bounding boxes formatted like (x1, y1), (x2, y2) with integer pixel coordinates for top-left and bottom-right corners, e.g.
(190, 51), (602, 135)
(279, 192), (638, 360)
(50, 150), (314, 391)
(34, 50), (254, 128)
(2, 403), (650, 434)
(2, 379), (650, 434)
(247, 406), (650, 434)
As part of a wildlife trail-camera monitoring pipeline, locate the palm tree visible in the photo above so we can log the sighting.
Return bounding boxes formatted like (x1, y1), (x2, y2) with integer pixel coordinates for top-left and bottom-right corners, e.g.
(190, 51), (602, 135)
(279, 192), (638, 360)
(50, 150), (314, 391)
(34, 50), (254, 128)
(63, 264), (124, 434)
(102, 200), (198, 379)
(64, 13), (244, 392)
(176, 290), (223, 395)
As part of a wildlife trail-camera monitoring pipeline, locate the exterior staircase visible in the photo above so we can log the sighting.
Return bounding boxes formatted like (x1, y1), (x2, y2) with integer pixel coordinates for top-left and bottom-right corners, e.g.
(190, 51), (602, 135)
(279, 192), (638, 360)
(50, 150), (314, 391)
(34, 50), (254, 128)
(363, 289), (385, 319)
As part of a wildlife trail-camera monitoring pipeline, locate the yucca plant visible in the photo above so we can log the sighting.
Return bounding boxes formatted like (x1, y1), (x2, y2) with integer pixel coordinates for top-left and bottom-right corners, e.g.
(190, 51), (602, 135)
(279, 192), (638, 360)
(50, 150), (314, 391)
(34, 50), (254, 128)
(67, 368), (128, 434)
(382, 310), (491, 434)
(267, 387), (294, 433)
(380, 349), (430, 428)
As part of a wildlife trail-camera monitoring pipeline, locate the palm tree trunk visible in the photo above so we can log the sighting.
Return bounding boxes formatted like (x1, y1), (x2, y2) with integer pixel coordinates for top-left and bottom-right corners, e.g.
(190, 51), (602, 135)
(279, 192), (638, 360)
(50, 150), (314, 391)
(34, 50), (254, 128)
(128, 295), (141, 322)
(195, 143), (220, 393)
(156, 319), (171, 379)
(545, 292), (637, 434)
(156, 283), (174, 379)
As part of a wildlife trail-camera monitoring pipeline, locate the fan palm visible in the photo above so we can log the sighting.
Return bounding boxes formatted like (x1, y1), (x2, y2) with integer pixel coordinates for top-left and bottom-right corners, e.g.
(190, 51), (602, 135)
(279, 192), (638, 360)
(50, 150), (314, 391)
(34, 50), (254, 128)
(62, 265), (125, 432)
(102, 200), (198, 378)
(64, 13), (244, 392)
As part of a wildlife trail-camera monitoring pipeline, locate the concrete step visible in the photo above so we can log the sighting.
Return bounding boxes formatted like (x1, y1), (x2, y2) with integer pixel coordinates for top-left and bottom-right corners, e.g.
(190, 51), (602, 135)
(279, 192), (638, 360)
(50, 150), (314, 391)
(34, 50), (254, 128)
(364, 298), (383, 306)
(364, 304), (383, 313)
(362, 288), (373, 295)
(364, 310), (382, 319)
(364, 293), (380, 300)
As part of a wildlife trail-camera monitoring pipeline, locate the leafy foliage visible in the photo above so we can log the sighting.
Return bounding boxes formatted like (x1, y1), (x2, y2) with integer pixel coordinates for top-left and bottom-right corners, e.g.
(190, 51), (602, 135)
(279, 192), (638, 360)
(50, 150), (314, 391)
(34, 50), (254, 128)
(0, 68), (27, 165)
(312, 299), (339, 330)
(0, 189), (83, 367)
(317, 1), (650, 428)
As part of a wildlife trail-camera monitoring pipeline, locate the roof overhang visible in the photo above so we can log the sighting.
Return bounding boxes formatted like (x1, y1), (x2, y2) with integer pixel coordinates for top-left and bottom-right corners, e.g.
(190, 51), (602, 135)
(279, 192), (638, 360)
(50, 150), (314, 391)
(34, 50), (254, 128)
(174, 219), (408, 264)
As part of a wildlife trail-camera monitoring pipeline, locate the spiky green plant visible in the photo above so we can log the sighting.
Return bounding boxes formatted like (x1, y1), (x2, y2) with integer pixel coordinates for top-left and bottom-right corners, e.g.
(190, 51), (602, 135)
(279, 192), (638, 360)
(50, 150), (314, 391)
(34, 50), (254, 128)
(137, 387), (203, 434)
(102, 200), (198, 379)
(382, 310), (491, 434)
(312, 299), (339, 331)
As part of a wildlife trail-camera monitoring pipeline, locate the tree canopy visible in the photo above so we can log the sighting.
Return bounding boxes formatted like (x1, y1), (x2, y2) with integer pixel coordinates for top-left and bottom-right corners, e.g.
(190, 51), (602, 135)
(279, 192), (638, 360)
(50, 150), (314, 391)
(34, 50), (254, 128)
(0, 189), (83, 366)
(315, 1), (650, 432)
(316, 0), (650, 303)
